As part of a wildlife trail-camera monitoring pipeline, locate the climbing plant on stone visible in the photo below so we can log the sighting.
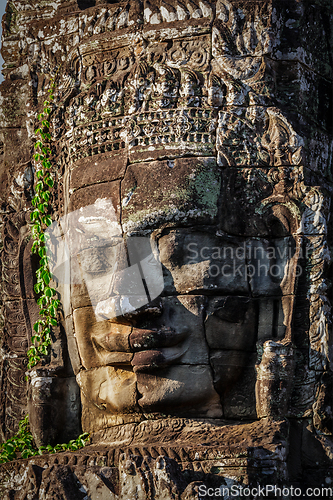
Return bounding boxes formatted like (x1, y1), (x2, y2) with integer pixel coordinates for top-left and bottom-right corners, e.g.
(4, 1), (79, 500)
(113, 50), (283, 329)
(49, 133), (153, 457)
(0, 79), (90, 465)
(28, 80), (60, 369)
(0, 416), (89, 464)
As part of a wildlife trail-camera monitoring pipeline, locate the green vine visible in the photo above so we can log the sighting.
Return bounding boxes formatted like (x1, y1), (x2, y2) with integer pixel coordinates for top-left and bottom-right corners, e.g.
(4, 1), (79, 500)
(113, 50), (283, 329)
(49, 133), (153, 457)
(0, 78), (90, 464)
(0, 416), (89, 464)
(28, 80), (59, 370)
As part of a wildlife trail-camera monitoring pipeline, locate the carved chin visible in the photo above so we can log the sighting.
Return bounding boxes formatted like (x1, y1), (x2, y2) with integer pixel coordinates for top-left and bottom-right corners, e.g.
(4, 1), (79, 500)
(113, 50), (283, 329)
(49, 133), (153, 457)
(77, 364), (223, 419)
(136, 365), (223, 419)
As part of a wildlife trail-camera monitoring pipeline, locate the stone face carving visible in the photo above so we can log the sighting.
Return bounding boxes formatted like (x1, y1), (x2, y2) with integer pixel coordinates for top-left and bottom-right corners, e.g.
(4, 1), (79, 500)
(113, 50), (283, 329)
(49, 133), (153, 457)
(0, 0), (332, 495)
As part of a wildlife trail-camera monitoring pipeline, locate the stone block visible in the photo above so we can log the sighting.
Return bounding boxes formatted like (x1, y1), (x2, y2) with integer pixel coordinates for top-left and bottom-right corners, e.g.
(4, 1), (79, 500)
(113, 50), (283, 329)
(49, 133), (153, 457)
(302, 421), (333, 469)
(257, 296), (295, 341)
(217, 106), (304, 167)
(70, 151), (128, 191)
(247, 237), (298, 296)
(28, 373), (81, 447)
(214, 1), (273, 59)
(77, 365), (138, 414)
(210, 349), (256, 394)
(205, 296), (257, 351)
(0, 81), (30, 129)
(289, 349), (316, 418)
(75, 467), (118, 500)
(64, 316), (83, 375)
(158, 229), (249, 295)
(271, 60), (332, 135)
(136, 364), (223, 418)
(271, 0), (333, 80)
(68, 181), (121, 214)
(121, 157), (221, 234)
(222, 363), (257, 420)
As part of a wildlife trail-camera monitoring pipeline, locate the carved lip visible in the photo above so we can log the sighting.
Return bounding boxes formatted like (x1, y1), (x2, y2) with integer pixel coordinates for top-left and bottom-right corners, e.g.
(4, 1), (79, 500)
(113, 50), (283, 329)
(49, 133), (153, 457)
(93, 326), (189, 371)
(131, 344), (189, 372)
(129, 327), (187, 351)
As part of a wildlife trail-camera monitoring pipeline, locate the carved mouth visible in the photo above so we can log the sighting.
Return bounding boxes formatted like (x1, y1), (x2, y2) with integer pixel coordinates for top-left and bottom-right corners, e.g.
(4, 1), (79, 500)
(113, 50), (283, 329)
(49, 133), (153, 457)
(92, 325), (189, 371)
(129, 326), (189, 371)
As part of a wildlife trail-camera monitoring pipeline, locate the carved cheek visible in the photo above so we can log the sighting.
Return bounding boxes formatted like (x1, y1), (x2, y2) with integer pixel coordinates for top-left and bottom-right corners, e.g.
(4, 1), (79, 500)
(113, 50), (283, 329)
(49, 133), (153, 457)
(73, 307), (132, 369)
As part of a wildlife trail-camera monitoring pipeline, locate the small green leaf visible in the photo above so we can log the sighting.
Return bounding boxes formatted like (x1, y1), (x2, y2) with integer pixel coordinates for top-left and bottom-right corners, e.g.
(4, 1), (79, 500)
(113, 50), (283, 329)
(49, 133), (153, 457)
(30, 210), (39, 221)
(31, 241), (39, 253)
(42, 191), (50, 202)
(37, 296), (47, 306)
(33, 322), (40, 333)
(45, 215), (52, 226)
(4, 443), (15, 452)
(49, 305), (56, 316)
(38, 247), (46, 257)
(38, 345), (48, 356)
(27, 347), (37, 357)
(21, 449), (34, 459)
(39, 257), (48, 267)
(43, 273), (51, 286)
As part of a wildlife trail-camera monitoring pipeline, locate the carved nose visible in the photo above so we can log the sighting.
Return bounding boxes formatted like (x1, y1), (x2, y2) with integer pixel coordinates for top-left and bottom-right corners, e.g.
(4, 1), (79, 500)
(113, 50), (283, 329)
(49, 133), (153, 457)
(121, 300), (163, 322)
(94, 296), (163, 322)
